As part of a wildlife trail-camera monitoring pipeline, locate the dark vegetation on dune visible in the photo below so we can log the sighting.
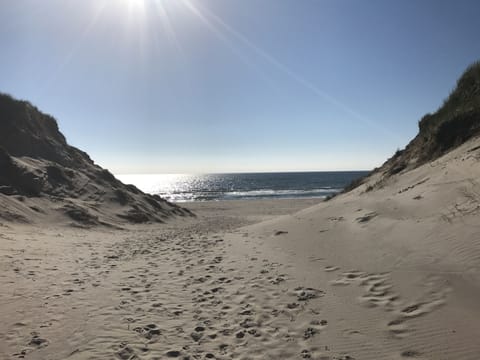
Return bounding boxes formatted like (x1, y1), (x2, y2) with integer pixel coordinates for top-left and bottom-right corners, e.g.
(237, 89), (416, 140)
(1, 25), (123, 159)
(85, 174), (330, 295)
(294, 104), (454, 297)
(0, 93), (193, 226)
(335, 61), (480, 196)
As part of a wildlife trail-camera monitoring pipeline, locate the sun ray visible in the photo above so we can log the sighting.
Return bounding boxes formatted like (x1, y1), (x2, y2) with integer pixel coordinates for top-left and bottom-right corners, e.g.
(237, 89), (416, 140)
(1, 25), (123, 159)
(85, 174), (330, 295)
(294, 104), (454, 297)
(152, 0), (188, 65)
(180, 0), (400, 141)
(179, 0), (282, 93)
(38, 0), (109, 95)
(180, 0), (255, 68)
(125, 0), (147, 56)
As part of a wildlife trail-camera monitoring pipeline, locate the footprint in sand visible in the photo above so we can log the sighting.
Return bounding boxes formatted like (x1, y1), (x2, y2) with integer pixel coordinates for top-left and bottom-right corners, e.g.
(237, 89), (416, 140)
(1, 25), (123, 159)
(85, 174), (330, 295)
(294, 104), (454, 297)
(269, 274), (288, 285)
(401, 350), (422, 358)
(165, 350), (182, 357)
(359, 274), (398, 309)
(330, 270), (366, 286)
(387, 318), (409, 337)
(356, 212), (378, 223)
(116, 345), (137, 360)
(133, 323), (162, 340)
(293, 287), (325, 301)
(28, 333), (48, 348)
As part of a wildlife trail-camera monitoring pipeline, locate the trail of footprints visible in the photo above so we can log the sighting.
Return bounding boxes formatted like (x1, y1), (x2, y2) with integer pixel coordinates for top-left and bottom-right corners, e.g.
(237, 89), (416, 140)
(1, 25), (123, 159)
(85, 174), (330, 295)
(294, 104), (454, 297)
(102, 230), (357, 360)
(329, 267), (451, 340)
(6, 225), (449, 360)
(6, 236), (121, 359)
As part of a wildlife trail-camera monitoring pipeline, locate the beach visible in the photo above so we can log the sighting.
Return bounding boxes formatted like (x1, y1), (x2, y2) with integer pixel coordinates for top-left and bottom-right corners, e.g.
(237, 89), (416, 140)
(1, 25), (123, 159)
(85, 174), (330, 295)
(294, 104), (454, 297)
(0, 198), (321, 359)
(3, 133), (480, 360)
(2, 2), (480, 359)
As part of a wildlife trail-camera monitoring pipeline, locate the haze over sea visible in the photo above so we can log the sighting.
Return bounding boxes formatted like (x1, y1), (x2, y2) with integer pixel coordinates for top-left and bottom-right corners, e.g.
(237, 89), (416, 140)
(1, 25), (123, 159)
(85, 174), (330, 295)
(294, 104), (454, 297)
(117, 171), (368, 202)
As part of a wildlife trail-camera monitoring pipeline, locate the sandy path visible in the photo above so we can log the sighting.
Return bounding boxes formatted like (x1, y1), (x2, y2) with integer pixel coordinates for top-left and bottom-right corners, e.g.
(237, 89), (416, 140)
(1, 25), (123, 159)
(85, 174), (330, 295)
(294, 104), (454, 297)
(3, 136), (480, 360)
(1, 199), (328, 360)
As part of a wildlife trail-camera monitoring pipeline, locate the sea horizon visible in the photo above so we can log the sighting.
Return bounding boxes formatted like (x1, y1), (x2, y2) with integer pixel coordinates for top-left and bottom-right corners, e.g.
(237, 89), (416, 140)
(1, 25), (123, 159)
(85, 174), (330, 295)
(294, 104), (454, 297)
(115, 169), (372, 175)
(116, 171), (369, 202)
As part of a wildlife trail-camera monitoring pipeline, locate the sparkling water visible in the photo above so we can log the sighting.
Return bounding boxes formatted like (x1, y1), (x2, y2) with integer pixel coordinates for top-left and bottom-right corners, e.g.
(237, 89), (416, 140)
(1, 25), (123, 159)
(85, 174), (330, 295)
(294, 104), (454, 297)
(116, 171), (368, 202)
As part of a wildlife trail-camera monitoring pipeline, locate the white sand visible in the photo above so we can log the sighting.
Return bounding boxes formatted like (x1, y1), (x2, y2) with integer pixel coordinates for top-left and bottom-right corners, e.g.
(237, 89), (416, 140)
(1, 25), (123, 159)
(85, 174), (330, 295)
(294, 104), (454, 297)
(2, 138), (480, 359)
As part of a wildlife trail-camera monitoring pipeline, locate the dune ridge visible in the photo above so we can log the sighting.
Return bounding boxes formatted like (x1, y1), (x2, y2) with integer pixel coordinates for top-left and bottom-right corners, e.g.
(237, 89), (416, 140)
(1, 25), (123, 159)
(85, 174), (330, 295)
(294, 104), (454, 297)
(0, 93), (193, 227)
(344, 61), (480, 193)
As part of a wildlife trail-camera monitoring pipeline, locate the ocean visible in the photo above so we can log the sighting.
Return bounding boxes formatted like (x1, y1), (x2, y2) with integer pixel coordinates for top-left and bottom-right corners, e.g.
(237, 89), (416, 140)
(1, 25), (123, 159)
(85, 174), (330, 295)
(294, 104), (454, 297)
(116, 171), (368, 202)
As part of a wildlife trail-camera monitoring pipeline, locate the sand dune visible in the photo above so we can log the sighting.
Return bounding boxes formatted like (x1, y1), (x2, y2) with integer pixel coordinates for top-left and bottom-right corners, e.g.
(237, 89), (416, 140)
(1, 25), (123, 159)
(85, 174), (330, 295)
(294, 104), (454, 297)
(225, 135), (480, 359)
(2, 138), (480, 359)
(0, 93), (193, 227)
(3, 67), (480, 359)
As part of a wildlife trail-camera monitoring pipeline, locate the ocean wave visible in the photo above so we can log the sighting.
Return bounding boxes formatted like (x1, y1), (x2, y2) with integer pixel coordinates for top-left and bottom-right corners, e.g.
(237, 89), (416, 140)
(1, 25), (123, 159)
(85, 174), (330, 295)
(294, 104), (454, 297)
(159, 188), (341, 202)
(224, 188), (339, 198)
(119, 171), (368, 202)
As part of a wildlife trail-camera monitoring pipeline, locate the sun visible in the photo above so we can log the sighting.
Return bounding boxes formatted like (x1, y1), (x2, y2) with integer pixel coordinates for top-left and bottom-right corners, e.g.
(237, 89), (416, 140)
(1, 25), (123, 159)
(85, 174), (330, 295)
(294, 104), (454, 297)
(125, 0), (146, 9)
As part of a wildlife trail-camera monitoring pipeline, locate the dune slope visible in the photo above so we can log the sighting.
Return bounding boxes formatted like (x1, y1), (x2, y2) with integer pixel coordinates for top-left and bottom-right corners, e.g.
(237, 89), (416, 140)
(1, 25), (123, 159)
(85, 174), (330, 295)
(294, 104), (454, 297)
(219, 63), (480, 359)
(3, 140), (479, 359)
(345, 61), (480, 193)
(0, 93), (193, 227)
(227, 135), (480, 359)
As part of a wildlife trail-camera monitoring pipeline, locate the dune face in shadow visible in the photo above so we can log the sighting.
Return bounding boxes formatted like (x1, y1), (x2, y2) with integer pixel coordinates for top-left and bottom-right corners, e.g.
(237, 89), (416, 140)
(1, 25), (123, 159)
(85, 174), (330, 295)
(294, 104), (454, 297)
(0, 93), (193, 226)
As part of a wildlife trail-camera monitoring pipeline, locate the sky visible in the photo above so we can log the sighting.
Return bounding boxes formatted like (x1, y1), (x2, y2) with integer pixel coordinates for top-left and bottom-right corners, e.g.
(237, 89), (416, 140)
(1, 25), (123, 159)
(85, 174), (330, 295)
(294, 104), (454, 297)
(1, 0), (480, 174)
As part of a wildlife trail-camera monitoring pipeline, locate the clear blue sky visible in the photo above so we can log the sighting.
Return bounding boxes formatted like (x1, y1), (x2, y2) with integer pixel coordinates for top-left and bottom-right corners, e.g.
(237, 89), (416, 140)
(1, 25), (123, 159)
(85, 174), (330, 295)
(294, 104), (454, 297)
(1, 0), (479, 173)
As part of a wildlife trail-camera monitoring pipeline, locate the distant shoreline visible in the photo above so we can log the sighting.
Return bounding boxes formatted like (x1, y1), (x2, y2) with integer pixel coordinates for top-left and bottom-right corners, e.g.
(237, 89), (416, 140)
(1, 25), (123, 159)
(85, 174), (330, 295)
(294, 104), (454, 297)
(176, 196), (327, 203)
(117, 171), (368, 202)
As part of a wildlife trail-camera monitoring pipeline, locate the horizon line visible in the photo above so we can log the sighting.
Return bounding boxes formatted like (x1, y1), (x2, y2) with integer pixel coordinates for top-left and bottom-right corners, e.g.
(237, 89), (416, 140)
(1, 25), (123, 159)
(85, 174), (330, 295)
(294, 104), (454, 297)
(114, 169), (372, 176)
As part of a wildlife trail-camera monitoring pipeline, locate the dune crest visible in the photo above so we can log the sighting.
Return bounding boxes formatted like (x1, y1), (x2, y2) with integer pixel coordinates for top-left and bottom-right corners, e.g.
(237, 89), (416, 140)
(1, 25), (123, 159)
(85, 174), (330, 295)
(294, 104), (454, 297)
(0, 93), (193, 227)
(345, 61), (480, 193)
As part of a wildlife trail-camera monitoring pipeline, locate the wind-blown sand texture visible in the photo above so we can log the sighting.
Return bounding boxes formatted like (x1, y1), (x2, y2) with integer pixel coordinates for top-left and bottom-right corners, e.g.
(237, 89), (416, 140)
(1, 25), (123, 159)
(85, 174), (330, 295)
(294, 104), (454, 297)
(2, 138), (480, 360)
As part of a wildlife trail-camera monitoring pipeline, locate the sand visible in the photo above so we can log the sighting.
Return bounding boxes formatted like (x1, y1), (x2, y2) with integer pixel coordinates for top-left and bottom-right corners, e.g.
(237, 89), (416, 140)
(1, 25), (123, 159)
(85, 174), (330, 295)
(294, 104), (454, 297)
(2, 139), (480, 359)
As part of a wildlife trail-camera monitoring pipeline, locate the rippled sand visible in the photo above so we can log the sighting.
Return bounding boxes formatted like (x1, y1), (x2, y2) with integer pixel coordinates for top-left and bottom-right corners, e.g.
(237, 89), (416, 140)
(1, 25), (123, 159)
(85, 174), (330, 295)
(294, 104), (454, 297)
(2, 135), (480, 360)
